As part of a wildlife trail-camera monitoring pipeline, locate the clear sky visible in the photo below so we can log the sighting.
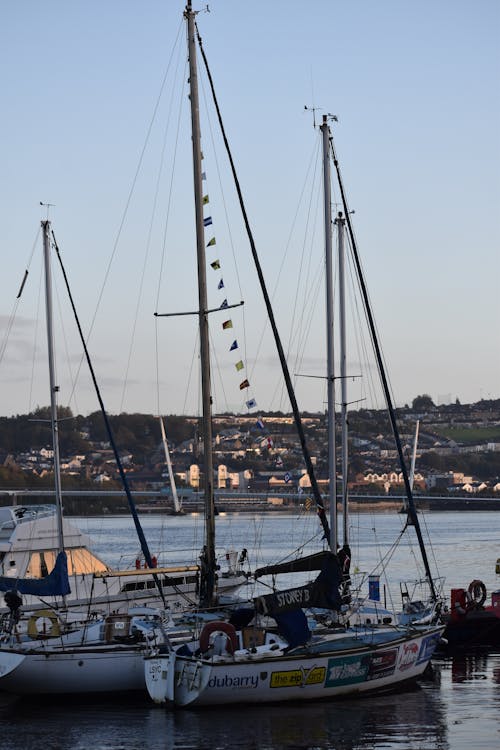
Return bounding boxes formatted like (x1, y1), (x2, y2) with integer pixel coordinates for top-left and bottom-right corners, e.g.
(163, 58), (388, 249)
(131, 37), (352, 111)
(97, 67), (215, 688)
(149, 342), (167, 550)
(1, 0), (499, 419)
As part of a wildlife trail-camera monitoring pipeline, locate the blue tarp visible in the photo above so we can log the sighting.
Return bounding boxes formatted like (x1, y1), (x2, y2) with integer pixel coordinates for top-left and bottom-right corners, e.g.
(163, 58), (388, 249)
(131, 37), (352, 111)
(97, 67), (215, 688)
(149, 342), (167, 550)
(0, 551), (71, 596)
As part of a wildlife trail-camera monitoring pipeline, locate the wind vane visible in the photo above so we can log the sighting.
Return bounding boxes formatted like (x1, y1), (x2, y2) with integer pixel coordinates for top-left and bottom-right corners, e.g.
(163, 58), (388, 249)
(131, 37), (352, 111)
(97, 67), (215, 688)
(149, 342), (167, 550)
(40, 201), (55, 219)
(304, 106), (338, 129)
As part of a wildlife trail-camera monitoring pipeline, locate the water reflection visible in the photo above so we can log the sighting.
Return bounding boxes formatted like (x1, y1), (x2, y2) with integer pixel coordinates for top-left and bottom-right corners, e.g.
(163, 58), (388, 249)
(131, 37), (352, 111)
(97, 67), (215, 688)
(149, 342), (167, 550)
(0, 682), (449, 750)
(436, 651), (499, 684)
(168, 684), (449, 750)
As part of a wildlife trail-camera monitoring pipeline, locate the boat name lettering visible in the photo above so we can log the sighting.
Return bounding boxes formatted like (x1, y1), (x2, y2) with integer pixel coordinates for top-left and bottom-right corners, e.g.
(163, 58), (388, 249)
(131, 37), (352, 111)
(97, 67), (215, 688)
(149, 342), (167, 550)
(147, 662), (163, 680)
(276, 588), (310, 608)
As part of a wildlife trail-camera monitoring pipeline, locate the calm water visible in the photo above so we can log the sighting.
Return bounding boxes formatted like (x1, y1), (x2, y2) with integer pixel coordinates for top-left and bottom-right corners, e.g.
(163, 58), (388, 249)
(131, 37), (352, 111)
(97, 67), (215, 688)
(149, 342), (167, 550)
(0, 510), (498, 749)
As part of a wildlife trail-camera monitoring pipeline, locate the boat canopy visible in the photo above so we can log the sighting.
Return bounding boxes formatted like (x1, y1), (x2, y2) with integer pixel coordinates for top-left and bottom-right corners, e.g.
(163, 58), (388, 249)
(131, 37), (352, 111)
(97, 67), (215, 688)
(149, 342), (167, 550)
(0, 551), (71, 596)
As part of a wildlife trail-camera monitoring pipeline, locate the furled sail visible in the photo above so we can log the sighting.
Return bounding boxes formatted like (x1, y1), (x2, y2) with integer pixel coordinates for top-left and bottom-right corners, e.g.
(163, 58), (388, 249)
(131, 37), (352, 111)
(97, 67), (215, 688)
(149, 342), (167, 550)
(254, 550), (340, 579)
(254, 552), (343, 615)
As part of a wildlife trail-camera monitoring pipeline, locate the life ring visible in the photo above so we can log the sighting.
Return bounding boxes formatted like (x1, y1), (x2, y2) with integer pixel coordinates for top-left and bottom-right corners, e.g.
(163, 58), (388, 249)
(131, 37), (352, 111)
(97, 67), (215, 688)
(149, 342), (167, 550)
(27, 609), (60, 639)
(467, 579), (487, 608)
(199, 621), (238, 655)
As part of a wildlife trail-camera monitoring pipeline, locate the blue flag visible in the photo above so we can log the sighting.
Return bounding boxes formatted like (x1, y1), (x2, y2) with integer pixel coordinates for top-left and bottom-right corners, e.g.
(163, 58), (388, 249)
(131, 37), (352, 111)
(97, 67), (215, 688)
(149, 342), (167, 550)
(203, 216), (213, 227)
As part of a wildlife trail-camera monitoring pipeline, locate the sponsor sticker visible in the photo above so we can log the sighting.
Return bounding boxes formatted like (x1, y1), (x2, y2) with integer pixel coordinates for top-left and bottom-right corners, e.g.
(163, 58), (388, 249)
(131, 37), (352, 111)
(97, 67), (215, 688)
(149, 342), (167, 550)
(270, 666), (326, 688)
(208, 673), (259, 690)
(398, 641), (419, 671)
(416, 632), (441, 665)
(368, 648), (397, 680)
(325, 654), (370, 687)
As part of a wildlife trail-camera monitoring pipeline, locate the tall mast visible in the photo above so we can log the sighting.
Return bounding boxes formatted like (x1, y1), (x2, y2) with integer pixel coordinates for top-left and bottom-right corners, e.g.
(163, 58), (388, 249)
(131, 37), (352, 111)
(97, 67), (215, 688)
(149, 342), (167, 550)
(41, 220), (65, 555)
(320, 116), (337, 552)
(185, 1), (216, 604)
(336, 211), (349, 546)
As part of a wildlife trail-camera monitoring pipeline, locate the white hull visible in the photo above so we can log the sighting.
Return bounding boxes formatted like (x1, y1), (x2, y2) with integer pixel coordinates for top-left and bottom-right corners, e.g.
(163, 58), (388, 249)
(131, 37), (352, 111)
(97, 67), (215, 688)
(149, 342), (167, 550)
(0, 644), (148, 694)
(145, 626), (444, 706)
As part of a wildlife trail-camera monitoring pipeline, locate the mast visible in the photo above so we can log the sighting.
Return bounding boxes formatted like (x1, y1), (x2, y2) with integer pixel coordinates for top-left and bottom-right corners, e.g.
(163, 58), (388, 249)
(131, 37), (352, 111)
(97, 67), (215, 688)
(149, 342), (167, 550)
(336, 211), (349, 546)
(41, 220), (65, 555)
(185, 0), (216, 604)
(159, 416), (181, 513)
(329, 133), (438, 602)
(320, 116), (337, 552)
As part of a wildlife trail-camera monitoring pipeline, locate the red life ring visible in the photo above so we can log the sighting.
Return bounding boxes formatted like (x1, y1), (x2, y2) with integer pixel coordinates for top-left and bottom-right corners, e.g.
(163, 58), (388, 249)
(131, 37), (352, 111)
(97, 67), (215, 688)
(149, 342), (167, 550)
(199, 621), (238, 655)
(467, 579), (487, 608)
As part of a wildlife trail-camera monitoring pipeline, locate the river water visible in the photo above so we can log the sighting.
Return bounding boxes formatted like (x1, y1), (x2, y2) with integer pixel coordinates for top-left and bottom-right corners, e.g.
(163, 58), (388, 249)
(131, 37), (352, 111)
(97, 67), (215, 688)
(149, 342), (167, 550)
(0, 510), (498, 749)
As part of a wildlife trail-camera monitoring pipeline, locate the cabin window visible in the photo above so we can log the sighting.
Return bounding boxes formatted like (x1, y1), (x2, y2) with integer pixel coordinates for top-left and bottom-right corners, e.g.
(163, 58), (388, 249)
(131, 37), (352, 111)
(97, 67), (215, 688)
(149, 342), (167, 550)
(26, 550), (56, 578)
(26, 548), (108, 578)
(66, 548), (108, 574)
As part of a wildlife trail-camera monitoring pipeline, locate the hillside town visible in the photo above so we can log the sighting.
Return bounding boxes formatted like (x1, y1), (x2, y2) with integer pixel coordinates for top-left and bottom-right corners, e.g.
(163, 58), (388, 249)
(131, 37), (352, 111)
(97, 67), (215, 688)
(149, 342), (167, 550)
(0, 397), (499, 509)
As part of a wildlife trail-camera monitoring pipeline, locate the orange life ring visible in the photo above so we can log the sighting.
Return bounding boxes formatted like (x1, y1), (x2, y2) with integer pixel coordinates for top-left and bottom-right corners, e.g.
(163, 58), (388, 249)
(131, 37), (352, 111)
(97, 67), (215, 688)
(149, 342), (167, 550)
(467, 579), (487, 608)
(199, 621), (238, 655)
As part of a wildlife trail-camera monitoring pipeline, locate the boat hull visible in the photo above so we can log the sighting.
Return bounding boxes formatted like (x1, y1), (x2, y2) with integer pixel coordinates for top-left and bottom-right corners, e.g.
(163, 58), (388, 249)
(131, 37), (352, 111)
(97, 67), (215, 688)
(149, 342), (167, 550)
(145, 626), (444, 706)
(0, 645), (148, 695)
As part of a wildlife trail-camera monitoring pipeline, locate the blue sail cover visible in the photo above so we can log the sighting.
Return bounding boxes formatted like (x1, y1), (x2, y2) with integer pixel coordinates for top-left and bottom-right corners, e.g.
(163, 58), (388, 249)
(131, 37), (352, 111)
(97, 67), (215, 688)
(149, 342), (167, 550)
(0, 551), (71, 596)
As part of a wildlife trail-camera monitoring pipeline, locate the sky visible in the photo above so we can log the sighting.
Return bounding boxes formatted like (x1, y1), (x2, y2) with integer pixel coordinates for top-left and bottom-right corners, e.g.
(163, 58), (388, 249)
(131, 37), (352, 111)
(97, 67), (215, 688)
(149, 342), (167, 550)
(0, 0), (499, 419)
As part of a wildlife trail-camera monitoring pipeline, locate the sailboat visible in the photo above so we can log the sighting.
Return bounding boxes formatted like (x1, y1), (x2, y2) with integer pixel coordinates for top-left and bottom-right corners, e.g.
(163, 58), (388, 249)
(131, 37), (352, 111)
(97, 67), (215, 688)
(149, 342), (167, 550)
(0, 213), (248, 695)
(144, 3), (445, 707)
(0, 224), (246, 625)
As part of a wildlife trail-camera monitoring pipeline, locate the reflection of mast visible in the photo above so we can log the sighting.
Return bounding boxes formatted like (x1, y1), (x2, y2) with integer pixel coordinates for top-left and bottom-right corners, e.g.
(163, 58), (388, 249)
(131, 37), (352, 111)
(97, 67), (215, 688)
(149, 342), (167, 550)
(159, 416), (181, 514)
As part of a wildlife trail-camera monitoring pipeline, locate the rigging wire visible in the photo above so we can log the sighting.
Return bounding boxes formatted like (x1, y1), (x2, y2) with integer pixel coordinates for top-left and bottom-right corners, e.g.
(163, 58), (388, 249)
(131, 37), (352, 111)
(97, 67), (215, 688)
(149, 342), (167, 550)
(52, 230), (166, 608)
(194, 25), (331, 547)
(0, 227), (41, 412)
(65, 18), (184, 411)
(198, 72), (249, 391)
(28, 261), (43, 414)
(182, 334), (200, 416)
(328, 132), (438, 602)
(53, 273), (80, 416)
(256, 139), (321, 412)
(154, 53), (189, 417)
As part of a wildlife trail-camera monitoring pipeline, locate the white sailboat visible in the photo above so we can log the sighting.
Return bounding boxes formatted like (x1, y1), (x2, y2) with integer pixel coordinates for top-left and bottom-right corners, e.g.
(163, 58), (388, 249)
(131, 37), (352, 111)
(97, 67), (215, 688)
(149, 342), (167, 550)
(0, 216), (245, 695)
(144, 2), (445, 707)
